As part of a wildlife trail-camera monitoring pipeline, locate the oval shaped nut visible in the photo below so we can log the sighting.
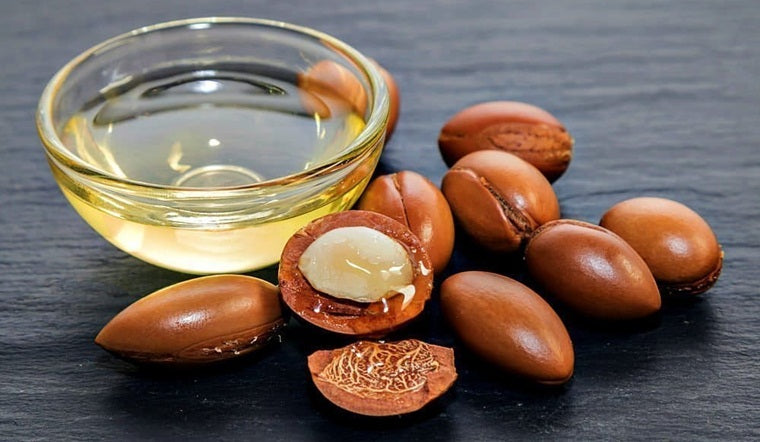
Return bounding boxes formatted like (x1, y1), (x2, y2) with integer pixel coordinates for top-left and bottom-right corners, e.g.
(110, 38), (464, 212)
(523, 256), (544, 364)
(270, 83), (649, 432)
(308, 339), (456, 416)
(600, 197), (723, 296)
(438, 101), (573, 182)
(525, 220), (662, 320)
(279, 210), (433, 337)
(358, 171), (455, 273)
(297, 60), (368, 118)
(441, 271), (574, 385)
(372, 60), (401, 140)
(441, 150), (560, 253)
(95, 275), (284, 364)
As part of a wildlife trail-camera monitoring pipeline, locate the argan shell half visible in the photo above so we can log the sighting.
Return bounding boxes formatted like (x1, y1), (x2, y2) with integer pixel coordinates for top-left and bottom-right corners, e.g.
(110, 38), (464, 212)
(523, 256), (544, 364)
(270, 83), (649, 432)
(95, 275), (284, 364)
(278, 210), (434, 336)
(308, 339), (456, 416)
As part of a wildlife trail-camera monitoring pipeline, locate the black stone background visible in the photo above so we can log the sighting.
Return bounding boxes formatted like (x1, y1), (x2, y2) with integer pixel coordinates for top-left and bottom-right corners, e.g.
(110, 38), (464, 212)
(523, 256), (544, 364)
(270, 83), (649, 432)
(1, 1), (758, 440)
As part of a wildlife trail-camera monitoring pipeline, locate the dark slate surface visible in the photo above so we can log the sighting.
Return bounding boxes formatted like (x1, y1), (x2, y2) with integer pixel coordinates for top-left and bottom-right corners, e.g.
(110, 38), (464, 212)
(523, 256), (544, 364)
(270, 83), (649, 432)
(1, 1), (759, 440)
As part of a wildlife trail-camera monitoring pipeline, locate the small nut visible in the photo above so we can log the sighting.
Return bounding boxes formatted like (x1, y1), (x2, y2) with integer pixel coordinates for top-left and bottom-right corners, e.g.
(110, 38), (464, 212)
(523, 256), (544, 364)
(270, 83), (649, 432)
(279, 210), (433, 336)
(95, 275), (283, 364)
(438, 101), (573, 182)
(441, 271), (574, 385)
(525, 220), (662, 320)
(441, 150), (560, 253)
(358, 170), (455, 273)
(600, 197), (723, 296)
(298, 60), (368, 118)
(308, 339), (456, 416)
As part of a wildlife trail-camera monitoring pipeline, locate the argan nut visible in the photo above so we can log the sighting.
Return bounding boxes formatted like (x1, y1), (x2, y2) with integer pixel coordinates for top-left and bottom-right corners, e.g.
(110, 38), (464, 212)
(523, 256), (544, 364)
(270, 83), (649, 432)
(372, 60), (400, 140)
(278, 210), (433, 336)
(441, 150), (560, 253)
(298, 60), (368, 118)
(308, 339), (456, 416)
(441, 271), (574, 385)
(358, 170), (455, 273)
(95, 275), (284, 364)
(525, 220), (662, 320)
(438, 101), (573, 182)
(599, 197), (723, 295)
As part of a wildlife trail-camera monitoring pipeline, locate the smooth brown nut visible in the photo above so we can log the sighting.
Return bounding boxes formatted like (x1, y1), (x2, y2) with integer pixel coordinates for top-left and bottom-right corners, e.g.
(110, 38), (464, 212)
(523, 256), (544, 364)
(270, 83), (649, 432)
(525, 220), (662, 320)
(441, 150), (560, 253)
(357, 170), (455, 273)
(308, 339), (456, 416)
(372, 60), (400, 140)
(441, 271), (573, 385)
(95, 275), (283, 364)
(438, 101), (573, 182)
(599, 197), (723, 296)
(297, 60), (368, 118)
(278, 210), (433, 336)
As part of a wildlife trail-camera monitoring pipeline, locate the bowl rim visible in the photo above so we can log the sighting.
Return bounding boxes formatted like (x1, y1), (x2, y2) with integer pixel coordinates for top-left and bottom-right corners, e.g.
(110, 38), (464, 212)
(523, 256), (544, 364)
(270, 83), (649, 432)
(36, 16), (389, 192)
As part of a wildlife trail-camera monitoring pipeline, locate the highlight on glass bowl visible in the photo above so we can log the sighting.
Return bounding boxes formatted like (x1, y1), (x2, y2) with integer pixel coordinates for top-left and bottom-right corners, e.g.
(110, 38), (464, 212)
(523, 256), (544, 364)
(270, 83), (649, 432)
(37, 17), (390, 274)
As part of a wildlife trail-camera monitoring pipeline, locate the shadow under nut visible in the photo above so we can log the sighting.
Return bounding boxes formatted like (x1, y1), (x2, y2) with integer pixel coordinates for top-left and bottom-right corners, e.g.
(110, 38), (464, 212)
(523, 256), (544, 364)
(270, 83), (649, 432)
(441, 150), (560, 253)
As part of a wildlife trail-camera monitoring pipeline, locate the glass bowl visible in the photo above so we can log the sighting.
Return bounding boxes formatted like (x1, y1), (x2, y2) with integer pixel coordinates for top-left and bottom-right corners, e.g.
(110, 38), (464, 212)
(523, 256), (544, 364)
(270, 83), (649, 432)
(37, 17), (389, 274)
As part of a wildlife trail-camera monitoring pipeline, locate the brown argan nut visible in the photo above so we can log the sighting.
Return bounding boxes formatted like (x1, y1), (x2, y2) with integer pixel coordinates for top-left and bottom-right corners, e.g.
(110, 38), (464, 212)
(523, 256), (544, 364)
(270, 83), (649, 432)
(278, 210), (433, 336)
(95, 275), (284, 364)
(298, 60), (368, 118)
(438, 101), (573, 182)
(372, 60), (401, 140)
(357, 170), (455, 273)
(599, 197), (723, 296)
(441, 150), (560, 253)
(308, 339), (456, 416)
(441, 271), (574, 385)
(525, 220), (662, 320)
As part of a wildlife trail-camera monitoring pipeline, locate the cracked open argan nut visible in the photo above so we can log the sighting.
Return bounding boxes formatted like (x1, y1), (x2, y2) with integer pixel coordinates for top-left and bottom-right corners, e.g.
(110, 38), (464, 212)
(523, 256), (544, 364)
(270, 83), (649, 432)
(278, 210), (433, 336)
(308, 339), (456, 416)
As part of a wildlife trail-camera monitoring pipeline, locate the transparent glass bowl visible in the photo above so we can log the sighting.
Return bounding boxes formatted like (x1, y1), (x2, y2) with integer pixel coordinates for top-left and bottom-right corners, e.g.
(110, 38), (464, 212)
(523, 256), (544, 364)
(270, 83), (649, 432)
(37, 17), (389, 274)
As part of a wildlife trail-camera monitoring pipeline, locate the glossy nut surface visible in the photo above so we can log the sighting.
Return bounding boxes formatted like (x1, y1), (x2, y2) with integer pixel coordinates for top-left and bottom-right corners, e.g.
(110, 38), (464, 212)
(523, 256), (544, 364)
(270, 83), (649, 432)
(441, 271), (574, 385)
(525, 220), (661, 320)
(441, 150), (560, 253)
(297, 59), (368, 117)
(438, 101), (573, 182)
(358, 170), (455, 273)
(308, 339), (456, 416)
(278, 210), (433, 336)
(600, 197), (723, 295)
(95, 275), (283, 364)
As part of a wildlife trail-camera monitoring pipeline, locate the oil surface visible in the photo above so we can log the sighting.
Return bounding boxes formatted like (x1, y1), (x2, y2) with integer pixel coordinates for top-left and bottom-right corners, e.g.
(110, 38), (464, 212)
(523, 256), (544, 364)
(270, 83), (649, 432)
(62, 70), (364, 186)
(55, 68), (370, 273)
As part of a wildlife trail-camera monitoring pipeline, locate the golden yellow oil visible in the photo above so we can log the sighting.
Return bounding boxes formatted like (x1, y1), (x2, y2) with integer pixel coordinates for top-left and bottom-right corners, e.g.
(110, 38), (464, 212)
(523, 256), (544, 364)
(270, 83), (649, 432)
(54, 69), (371, 274)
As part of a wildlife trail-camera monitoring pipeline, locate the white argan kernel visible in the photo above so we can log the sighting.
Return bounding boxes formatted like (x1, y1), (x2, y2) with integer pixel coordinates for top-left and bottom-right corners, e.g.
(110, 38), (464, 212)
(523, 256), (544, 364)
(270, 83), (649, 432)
(298, 226), (415, 305)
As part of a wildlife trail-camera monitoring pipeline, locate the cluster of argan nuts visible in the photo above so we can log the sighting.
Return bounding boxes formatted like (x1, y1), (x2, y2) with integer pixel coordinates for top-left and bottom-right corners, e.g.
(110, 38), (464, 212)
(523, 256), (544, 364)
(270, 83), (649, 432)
(95, 63), (723, 418)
